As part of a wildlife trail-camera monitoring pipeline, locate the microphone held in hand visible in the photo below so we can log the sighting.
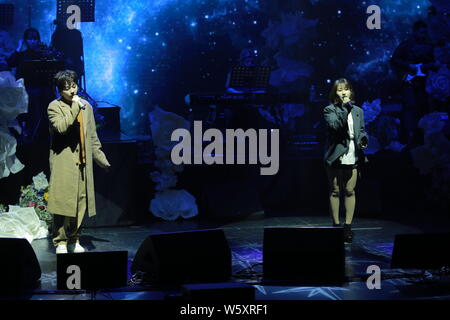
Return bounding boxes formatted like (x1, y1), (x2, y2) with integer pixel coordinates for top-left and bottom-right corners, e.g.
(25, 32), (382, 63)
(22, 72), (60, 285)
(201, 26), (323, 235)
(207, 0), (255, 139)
(344, 101), (352, 108)
(78, 100), (86, 110)
(73, 95), (86, 110)
(360, 136), (368, 149)
(342, 100), (353, 113)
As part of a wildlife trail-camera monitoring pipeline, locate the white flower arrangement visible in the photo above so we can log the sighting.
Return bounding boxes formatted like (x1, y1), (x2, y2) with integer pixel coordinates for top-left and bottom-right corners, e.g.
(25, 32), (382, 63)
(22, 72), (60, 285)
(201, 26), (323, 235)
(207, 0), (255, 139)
(0, 71), (28, 179)
(149, 171), (178, 191)
(149, 106), (190, 151)
(150, 189), (198, 221)
(148, 106), (198, 221)
(0, 129), (24, 178)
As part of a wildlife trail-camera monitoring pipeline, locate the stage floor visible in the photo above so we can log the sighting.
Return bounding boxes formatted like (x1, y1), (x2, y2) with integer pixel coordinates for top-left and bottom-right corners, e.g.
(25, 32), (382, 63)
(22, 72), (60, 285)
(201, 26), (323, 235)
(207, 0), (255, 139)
(7, 213), (450, 300)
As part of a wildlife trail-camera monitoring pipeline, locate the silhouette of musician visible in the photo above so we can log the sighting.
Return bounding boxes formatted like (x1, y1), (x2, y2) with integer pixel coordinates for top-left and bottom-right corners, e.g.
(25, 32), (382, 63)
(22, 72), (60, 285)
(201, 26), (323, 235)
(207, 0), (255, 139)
(7, 28), (54, 141)
(390, 21), (439, 146)
(51, 20), (85, 85)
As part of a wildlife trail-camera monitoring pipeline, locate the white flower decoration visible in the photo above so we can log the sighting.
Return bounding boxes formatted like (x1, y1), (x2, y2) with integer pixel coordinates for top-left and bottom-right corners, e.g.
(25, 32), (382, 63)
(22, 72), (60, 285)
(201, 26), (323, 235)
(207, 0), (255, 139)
(0, 72), (28, 179)
(32, 172), (49, 191)
(150, 189), (198, 221)
(148, 106), (190, 151)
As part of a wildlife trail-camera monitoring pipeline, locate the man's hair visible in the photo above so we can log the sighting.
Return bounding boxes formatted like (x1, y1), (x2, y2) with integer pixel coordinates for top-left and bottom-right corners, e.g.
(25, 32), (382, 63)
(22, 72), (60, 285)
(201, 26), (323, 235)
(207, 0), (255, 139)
(54, 70), (78, 91)
(329, 78), (355, 105)
(413, 20), (428, 31)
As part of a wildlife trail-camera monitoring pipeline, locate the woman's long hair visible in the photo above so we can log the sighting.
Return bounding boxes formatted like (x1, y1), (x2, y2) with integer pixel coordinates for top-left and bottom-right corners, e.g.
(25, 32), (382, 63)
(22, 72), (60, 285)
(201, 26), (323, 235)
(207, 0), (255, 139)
(329, 78), (355, 105)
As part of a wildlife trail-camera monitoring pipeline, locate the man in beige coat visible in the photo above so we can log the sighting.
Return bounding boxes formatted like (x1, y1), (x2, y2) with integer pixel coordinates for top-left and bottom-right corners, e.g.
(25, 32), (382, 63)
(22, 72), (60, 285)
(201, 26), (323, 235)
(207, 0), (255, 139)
(47, 70), (110, 254)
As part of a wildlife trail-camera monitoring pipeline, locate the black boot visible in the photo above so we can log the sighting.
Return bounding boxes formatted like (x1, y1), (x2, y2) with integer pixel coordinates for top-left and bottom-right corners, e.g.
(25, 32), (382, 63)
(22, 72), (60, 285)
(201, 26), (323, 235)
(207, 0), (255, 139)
(343, 224), (353, 243)
(332, 222), (341, 227)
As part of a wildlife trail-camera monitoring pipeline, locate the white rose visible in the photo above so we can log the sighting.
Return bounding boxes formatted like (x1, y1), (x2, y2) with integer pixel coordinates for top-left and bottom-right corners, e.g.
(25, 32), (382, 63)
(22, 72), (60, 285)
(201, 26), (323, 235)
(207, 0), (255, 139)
(32, 172), (49, 191)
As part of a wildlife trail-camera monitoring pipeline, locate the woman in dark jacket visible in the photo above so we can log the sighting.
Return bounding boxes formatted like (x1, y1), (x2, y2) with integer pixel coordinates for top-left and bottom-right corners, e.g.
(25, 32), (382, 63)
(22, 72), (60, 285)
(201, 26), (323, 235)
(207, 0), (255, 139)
(323, 78), (368, 243)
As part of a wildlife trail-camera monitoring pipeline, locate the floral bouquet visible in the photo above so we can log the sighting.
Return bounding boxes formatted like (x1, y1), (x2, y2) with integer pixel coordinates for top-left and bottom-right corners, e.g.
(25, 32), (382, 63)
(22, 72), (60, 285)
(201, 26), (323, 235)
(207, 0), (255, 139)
(18, 172), (52, 229)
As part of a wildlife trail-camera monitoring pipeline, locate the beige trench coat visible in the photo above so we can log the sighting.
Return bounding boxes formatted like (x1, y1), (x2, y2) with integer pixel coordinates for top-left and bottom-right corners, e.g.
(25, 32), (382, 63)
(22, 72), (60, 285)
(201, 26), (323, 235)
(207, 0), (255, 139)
(47, 98), (110, 217)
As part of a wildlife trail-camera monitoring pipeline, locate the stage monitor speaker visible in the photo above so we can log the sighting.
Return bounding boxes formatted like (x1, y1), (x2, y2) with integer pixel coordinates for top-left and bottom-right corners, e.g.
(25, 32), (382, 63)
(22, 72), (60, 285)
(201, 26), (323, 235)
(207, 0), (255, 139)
(391, 232), (450, 269)
(57, 251), (128, 290)
(131, 229), (231, 284)
(263, 227), (345, 285)
(0, 238), (41, 293)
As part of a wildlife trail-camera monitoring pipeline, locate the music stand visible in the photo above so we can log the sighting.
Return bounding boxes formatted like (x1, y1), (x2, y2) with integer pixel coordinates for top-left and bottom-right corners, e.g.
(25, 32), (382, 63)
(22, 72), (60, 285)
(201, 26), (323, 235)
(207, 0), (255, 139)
(0, 4), (14, 26)
(228, 66), (271, 92)
(21, 60), (65, 140)
(21, 60), (65, 88)
(56, 0), (96, 24)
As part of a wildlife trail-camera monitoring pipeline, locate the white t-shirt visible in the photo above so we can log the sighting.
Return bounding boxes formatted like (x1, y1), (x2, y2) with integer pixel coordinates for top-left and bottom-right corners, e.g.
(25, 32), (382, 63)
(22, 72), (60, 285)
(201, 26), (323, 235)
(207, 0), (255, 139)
(340, 112), (356, 165)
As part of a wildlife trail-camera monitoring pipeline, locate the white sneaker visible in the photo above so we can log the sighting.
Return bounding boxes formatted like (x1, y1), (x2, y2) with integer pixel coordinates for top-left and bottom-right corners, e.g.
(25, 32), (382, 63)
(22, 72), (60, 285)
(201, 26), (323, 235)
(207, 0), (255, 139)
(56, 244), (68, 254)
(68, 242), (86, 253)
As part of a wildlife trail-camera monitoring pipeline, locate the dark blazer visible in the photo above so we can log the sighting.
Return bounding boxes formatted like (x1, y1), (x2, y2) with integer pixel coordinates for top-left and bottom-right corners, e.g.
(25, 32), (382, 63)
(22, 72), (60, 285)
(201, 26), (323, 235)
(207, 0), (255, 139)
(323, 103), (369, 166)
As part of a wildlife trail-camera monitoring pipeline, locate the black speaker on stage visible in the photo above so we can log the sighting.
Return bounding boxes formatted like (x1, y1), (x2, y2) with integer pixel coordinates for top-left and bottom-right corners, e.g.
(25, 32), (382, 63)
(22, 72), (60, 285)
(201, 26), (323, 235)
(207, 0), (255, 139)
(0, 238), (41, 293)
(391, 232), (450, 269)
(131, 229), (231, 284)
(263, 227), (345, 284)
(57, 251), (128, 290)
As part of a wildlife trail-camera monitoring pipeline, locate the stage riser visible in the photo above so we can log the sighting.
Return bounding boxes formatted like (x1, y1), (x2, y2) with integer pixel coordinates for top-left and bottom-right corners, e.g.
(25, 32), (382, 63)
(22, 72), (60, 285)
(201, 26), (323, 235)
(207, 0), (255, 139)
(179, 154), (427, 219)
(83, 141), (138, 227)
(1, 143), (429, 226)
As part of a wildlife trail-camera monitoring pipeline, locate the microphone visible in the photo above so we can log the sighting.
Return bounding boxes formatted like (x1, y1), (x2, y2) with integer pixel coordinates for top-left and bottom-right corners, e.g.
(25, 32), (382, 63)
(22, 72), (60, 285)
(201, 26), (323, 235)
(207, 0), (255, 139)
(77, 98), (86, 110)
(343, 100), (353, 110)
(74, 95), (87, 110)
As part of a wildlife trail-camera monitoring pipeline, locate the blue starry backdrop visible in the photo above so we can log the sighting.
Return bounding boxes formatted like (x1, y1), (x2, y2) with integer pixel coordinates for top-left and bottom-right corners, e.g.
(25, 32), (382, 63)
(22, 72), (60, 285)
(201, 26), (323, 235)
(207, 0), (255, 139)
(2, 0), (447, 135)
